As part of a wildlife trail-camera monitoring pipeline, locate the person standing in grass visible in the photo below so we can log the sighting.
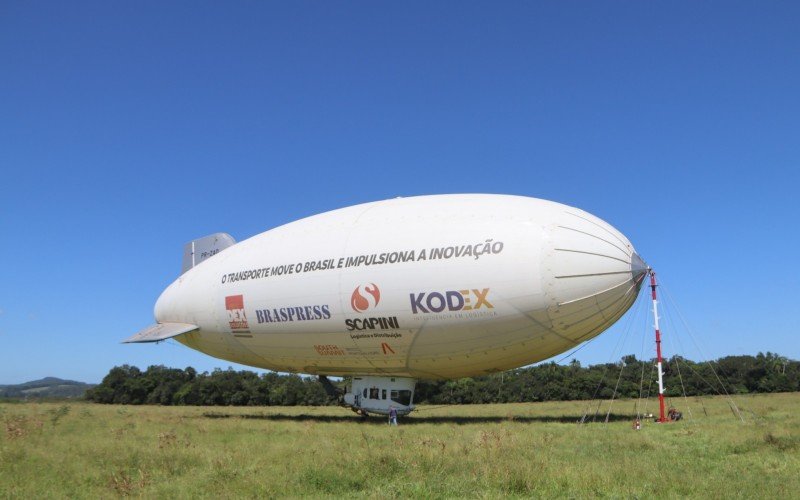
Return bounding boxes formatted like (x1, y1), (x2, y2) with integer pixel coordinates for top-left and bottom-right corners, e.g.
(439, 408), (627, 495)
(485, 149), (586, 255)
(389, 406), (398, 426)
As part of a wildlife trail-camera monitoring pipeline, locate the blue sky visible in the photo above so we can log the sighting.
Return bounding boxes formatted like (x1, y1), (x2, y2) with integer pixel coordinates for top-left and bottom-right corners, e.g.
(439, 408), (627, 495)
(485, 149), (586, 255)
(1, 2), (798, 384)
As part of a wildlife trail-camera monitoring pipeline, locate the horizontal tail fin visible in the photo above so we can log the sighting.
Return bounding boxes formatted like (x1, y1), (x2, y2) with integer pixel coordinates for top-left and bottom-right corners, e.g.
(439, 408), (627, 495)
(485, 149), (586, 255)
(123, 323), (198, 343)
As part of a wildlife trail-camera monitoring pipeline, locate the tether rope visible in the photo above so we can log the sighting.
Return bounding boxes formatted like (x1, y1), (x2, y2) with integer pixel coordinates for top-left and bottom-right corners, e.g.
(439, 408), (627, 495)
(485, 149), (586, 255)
(579, 287), (648, 424)
(659, 279), (744, 422)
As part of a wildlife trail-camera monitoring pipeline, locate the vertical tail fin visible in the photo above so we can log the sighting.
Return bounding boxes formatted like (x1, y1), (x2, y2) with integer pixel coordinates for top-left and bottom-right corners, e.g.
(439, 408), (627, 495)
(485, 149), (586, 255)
(181, 233), (235, 274)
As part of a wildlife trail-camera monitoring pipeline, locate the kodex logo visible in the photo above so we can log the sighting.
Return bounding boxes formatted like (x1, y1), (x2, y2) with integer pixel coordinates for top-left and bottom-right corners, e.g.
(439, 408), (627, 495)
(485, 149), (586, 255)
(410, 288), (493, 314)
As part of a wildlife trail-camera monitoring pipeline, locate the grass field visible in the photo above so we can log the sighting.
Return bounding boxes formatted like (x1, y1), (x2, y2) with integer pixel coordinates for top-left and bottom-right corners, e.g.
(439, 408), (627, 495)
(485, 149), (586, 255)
(1, 393), (798, 498)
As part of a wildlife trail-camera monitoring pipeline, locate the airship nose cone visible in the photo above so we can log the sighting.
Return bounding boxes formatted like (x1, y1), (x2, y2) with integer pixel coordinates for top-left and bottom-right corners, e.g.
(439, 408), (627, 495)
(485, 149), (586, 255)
(630, 252), (648, 284)
(541, 208), (645, 345)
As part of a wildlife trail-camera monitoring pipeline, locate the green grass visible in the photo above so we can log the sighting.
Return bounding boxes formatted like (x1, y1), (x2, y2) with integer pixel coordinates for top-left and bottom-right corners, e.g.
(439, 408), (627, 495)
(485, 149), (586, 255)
(1, 393), (798, 498)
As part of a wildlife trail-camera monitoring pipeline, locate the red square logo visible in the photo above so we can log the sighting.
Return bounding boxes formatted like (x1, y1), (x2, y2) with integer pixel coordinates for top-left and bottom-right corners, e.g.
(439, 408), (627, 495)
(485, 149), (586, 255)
(225, 295), (249, 332)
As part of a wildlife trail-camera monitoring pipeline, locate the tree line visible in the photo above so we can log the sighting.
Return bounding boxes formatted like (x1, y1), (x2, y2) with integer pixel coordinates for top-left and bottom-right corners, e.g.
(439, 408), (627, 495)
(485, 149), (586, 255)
(86, 352), (799, 406)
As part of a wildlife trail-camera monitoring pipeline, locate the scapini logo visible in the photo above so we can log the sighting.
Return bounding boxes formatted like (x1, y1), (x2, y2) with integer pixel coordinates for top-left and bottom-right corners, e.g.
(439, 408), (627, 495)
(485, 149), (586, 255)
(351, 283), (381, 312)
(346, 283), (400, 331)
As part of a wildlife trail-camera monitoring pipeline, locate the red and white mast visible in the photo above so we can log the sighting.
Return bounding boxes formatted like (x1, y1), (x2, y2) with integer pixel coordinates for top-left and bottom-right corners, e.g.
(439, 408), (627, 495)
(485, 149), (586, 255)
(649, 270), (669, 423)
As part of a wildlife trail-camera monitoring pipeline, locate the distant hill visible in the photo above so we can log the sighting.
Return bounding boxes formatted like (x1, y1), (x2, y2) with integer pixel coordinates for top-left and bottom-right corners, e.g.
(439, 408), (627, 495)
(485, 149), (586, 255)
(0, 377), (96, 399)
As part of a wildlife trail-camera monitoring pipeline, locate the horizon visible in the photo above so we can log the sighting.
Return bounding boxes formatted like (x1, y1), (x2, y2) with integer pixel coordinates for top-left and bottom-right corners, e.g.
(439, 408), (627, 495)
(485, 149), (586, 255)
(4, 349), (796, 386)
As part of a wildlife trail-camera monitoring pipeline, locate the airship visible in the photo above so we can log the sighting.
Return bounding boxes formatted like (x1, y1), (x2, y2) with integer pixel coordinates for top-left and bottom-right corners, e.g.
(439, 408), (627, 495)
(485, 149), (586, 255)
(126, 194), (647, 416)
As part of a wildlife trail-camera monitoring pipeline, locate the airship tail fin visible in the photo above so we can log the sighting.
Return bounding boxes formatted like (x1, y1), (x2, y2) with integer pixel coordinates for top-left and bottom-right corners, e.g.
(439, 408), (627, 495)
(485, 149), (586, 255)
(123, 322), (199, 343)
(181, 232), (236, 275)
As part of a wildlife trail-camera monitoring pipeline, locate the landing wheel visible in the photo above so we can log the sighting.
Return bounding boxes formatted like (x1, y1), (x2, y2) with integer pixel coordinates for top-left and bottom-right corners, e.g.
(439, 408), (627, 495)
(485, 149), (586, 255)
(350, 407), (369, 419)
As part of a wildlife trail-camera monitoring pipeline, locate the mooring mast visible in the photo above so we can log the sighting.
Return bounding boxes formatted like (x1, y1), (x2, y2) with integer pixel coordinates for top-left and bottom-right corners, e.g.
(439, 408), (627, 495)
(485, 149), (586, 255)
(649, 269), (669, 423)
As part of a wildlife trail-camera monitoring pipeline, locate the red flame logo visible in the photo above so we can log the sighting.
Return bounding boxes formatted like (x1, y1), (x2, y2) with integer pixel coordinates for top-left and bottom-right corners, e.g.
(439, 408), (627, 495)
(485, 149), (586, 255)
(351, 283), (380, 312)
